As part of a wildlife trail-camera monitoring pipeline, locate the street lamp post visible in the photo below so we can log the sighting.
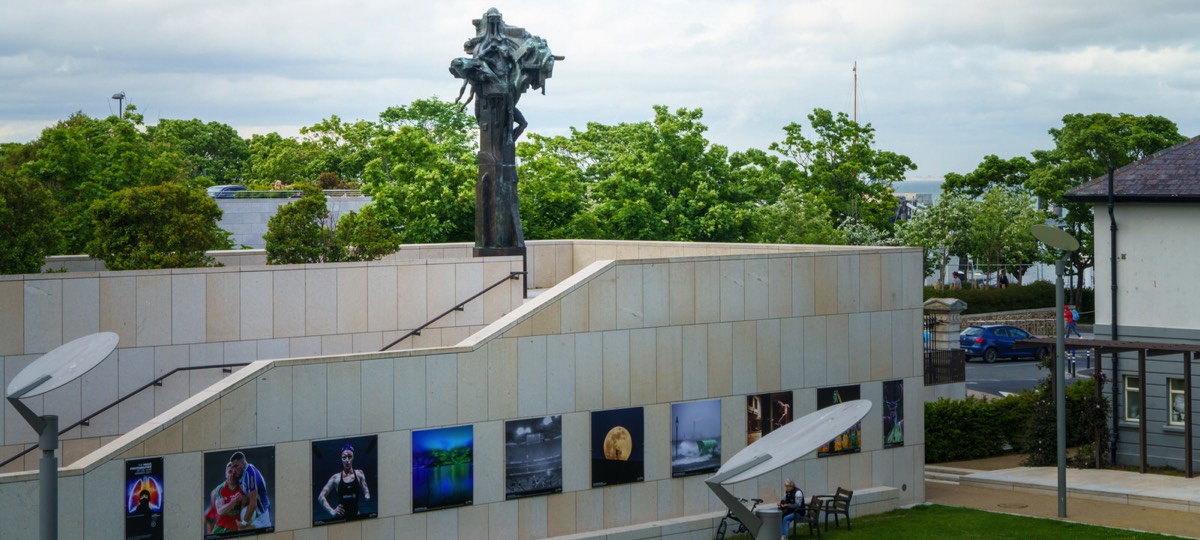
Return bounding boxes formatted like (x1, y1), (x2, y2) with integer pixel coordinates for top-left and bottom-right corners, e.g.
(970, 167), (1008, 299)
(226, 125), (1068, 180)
(6, 332), (118, 540)
(111, 92), (125, 119)
(1031, 224), (1079, 518)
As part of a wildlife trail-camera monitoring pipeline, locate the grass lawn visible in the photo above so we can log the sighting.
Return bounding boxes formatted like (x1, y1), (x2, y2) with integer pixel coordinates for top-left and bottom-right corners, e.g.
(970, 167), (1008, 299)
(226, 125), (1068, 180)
(773, 504), (1174, 539)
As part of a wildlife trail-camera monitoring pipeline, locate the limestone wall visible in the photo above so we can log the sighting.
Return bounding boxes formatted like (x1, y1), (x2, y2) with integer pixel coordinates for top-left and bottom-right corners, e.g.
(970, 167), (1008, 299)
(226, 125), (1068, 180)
(0, 256), (524, 463)
(0, 245), (927, 539)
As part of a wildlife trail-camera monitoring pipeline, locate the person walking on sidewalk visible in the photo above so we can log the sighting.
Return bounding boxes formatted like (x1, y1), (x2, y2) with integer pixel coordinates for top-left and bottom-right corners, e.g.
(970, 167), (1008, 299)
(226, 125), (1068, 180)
(1065, 305), (1082, 338)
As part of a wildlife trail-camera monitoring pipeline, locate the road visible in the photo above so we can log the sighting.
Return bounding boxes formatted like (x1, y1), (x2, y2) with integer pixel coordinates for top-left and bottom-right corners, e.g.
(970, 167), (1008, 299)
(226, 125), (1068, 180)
(966, 352), (1099, 397)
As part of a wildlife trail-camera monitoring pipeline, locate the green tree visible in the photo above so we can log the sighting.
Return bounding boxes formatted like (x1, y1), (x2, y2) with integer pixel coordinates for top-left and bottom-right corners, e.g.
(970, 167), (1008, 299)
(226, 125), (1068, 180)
(769, 108), (917, 232)
(19, 109), (189, 253)
(245, 132), (323, 186)
(359, 98), (478, 244)
(146, 118), (249, 185)
(522, 106), (758, 242)
(942, 154), (1033, 199)
(86, 183), (228, 270)
(300, 115), (381, 184)
(516, 132), (588, 239)
(753, 186), (845, 245)
(336, 205), (401, 262)
(896, 193), (975, 286)
(0, 169), (60, 274)
(264, 187), (344, 264)
(966, 187), (1045, 283)
(1025, 113), (1185, 303)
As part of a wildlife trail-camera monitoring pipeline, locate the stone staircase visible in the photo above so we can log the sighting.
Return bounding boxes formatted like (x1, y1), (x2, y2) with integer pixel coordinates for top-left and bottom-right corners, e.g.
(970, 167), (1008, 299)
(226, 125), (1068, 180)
(924, 465), (981, 486)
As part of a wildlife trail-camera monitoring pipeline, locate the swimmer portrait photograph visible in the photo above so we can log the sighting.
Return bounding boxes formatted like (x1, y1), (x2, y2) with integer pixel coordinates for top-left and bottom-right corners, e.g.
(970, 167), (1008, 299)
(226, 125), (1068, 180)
(312, 435), (378, 526)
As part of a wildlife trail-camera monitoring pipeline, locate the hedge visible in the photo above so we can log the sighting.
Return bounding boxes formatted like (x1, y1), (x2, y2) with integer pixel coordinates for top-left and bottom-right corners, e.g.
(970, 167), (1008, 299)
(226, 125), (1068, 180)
(923, 282), (1094, 321)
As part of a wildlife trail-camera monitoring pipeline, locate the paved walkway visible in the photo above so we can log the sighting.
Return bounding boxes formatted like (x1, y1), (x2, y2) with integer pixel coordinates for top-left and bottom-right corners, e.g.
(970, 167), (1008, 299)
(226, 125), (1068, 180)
(926, 456), (1200, 538)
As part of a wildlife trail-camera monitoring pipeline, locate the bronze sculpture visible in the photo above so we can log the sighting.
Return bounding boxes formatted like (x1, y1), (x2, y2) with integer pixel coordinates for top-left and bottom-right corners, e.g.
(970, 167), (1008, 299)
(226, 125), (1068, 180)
(450, 8), (561, 256)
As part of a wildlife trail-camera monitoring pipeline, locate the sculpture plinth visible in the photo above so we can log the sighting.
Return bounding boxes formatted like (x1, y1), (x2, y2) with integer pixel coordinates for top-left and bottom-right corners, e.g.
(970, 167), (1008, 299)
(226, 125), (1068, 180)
(450, 7), (561, 257)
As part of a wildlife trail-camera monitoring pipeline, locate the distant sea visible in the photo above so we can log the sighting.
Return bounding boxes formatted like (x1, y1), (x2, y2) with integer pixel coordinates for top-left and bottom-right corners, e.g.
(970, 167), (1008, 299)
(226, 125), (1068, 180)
(891, 179), (943, 202)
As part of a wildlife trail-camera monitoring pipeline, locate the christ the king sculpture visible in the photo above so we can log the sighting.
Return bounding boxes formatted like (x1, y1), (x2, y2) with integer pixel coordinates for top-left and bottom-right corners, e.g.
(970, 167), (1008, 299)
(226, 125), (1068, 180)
(450, 8), (562, 256)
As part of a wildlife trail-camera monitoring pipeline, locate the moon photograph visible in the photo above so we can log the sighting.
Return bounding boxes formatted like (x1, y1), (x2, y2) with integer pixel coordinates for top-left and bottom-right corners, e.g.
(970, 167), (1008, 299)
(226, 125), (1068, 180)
(591, 407), (644, 487)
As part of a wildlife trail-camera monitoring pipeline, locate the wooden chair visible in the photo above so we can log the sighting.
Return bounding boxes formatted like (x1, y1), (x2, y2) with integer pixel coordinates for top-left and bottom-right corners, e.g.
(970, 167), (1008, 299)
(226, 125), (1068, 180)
(788, 494), (823, 538)
(814, 487), (853, 531)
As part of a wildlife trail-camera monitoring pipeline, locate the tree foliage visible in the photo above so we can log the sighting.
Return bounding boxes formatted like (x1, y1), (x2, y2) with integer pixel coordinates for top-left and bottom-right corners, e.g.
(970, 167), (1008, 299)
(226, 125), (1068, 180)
(359, 98), (477, 244)
(0, 167), (59, 274)
(264, 187), (344, 264)
(86, 183), (228, 270)
(516, 132), (588, 240)
(18, 109), (188, 253)
(518, 106), (762, 242)
(966, 187), (1044, 282)
(942, 154), (1032, 199)
(753, 186), (845, 245)
(896, 193), (975, 283)
(769, 108), (917, 232)
(336, 205), (401, 262)
(944, 112), (1185, 302)
(146, 118), (249, 185)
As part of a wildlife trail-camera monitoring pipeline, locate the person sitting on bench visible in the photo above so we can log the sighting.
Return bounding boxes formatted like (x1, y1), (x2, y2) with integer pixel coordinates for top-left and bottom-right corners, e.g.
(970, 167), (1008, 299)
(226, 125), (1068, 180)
(778, 479), (805, 538)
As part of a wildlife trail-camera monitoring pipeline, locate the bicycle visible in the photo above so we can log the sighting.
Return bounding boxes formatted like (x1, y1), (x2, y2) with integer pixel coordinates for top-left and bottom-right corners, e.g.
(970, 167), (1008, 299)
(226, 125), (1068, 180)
(714, 497), (762, 539)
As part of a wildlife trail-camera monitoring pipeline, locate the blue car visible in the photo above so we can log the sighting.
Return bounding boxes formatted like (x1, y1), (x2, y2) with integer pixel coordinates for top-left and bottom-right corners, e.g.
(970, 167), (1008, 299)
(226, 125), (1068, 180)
(959, 325), (1051, 363)
(206, 184), (247, 198)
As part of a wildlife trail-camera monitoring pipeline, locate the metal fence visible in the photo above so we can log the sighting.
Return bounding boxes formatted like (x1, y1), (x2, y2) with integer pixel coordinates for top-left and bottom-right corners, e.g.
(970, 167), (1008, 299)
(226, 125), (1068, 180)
(923, 314), (966, 385)
(924, 349), (965, 385)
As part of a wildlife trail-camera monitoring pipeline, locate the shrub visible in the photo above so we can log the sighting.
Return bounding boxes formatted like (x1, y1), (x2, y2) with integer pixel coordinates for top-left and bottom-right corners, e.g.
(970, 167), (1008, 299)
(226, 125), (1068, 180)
(86, 183), (228, 270)
(337, 205), (400, 262)
(264, 187), (343, 264)
(925, 396), (1015, 462)
(923, 282), (1093, 317)
(925, 382), (1108, 466)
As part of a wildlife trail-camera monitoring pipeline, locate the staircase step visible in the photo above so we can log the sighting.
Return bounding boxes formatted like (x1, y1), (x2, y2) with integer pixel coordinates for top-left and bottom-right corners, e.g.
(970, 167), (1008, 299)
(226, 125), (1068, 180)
(924, 471), (965, 483)
(925, 478), (960, 486)
(924, 465), (981, 476)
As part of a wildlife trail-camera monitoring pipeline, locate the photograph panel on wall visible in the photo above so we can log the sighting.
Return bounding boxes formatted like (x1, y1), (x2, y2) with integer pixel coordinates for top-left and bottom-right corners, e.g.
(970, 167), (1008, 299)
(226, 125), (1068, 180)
(591, 407), (644, 487)
(312, 435), (379, 526)
(202, 446), (275, 539)
(671, 399), (722, 477)
(817, 385), (861, 457)
(746, 391), (793, 444)
(412, 425), (474, 512)
(883, 379), (905, 448)
(505, 415), (563, 500)
(125, 456), (164, 540)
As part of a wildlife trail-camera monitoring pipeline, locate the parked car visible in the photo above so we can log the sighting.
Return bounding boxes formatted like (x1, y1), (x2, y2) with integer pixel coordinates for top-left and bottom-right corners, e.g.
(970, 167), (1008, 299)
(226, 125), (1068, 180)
(206, 184), (247, 198)
(959, 324), (1051, 363)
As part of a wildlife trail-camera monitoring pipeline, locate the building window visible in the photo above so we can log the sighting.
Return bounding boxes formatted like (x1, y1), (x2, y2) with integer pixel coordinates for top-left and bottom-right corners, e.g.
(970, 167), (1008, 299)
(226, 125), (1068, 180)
(1124, 376), (1140, 422)
(1169, 378), (1186, 426)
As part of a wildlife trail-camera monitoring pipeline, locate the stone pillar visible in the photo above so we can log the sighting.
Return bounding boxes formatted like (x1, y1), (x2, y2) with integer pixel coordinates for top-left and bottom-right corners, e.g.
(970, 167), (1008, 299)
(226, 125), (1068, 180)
(923, 298), (968, 351)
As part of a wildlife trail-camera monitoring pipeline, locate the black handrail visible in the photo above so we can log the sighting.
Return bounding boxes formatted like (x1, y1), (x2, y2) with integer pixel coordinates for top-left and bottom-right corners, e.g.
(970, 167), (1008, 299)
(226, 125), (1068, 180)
(0, 363), (250, 470)
(381, 271), (525, 352)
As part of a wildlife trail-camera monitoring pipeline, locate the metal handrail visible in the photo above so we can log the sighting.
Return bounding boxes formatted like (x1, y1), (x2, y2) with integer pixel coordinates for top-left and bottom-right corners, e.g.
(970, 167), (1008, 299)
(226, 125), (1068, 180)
(0, 363), (249, 470)
(1, 271), (526, 469)
(381, 271), (525, 352)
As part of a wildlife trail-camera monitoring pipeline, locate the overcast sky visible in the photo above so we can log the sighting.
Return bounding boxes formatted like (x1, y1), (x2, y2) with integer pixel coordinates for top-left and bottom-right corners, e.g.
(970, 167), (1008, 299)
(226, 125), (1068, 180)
(3, 1), (1198, 180)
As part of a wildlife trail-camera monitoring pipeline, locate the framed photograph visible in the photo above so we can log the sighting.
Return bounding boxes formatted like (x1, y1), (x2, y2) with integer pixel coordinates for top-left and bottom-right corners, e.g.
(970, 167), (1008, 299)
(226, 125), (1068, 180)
(412, 425), (474, 512)
(883, 380), (905, 448)
(202, 446), (275, 538)
(125, 457), (164, 540)
(746, 391), (793, 444)
(591, 407), (644, 487)
(312, 435), (378, 525)
(670, 399), (722, 477)
(817, 385), (862, 457)
(505, 415), (563, 500)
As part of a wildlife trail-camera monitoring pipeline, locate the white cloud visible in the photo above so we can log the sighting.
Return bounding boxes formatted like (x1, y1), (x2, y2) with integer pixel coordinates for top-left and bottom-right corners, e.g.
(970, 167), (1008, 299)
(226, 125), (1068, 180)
(3, 0), (1199, 178)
